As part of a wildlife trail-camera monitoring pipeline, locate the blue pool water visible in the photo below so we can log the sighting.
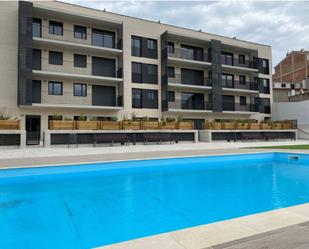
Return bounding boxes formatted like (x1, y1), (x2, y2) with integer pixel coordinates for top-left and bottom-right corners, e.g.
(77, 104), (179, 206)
(1, 152), (309, 248)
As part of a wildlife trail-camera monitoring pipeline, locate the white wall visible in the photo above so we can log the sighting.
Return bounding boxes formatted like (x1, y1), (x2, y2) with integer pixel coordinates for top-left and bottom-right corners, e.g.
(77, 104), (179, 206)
(272, 101), (309, 125)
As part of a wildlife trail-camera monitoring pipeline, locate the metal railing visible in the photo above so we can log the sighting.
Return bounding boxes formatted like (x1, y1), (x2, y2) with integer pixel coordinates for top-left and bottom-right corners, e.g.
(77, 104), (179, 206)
(222, 103), (258, 112)
(289, 92), (309, 102)
(33, 58), (123, 78)
(221, 56), (258, 69)
(168, 74), (212, 87)
(168, 48), (211, 63)
(168, 100), (212, 111)
(221, 80), (259, 91)
(33, 24), (122, 50)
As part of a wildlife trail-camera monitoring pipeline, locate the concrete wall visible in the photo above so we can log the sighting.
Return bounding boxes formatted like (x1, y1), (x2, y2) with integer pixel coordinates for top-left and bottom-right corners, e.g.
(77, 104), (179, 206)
(273, 101), (309, 125)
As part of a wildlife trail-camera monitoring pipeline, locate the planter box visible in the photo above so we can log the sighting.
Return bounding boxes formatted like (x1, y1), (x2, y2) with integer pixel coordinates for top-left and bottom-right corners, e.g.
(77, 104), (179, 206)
(206, 122), (222, 130)
(271, 123), (282, 130)
(222, 122), (236, 130)
(122, 121), (141, 130)
(249, 123), (260, 130)
(100, 121), (120, 130)
(76, 121), (99, 130)
(49, 120), (74, 130)
(177, 122), (194, 130)
(161, 122), (177, 130)
(260, 123), (272, 130)
(282, 123), (293, 129)
(0, 120), (20, 130)
(236, 123), (250, 130)
(143, 121), (160, 130)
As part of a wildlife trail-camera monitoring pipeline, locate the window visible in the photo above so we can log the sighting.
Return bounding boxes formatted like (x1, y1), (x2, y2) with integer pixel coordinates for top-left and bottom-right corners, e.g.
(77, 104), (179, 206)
(74, 83), (87, 97)
(181, 68), (204, 85)
(132, 62), (142, 83)
(92, 57), (116, 77)
(49, 21), (63, 35)
(132, 88), (142, 108)
(240, 96), (247, 106)
(147, 39), (157, 50)
(49, 51), (63, 65)
(168, 42), (174, 54)
(131, 36), (142, 56)
(221, 74), (234, 88)
(32, 18), (41, 37)
(239, 54), (245, 64)
(168, 91), (175, 102)
(261, 78), (270, 94)
(32, 49), (41, 70)
(74, 25), (87, 39)
(281, 83), (286, 88)
(221, 51), (233, 65)
(92, 29), (115, 48)
(168, 67), (175, 78)
(239, 75), (246, 85)
(147, 90), (157, 101)
(74, 54), (87, 68)
(262, 59), (269, 68)
(181, 45), (203, 61)
(48, 81), (62, 95)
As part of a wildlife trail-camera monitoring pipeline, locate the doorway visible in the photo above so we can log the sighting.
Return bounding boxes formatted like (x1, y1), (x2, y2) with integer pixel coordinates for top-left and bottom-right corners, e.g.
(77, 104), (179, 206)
(25, 115), (41, 145)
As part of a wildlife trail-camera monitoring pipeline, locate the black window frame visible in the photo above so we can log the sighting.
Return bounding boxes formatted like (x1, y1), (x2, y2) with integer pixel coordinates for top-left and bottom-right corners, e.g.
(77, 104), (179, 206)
(48, 51), (63, 65)
(147, 39), (157, 50)
(74, 54), (87, 68)
(132, 62), (158, 84)
(221, 51), (234, 65)
(32, 48), (41, 70)
(239, 54), (246, 64)
(74, 25), (87, 39)
(132, 62), (142, 83)
(73, 83), (87, 97)
(48, 81), (63, 95)
(221, 73), (234, 88)
(240, 96), (247, 106)
(132, 88), (142, 108)
(49, 20), (63, 36)
(131, 36), (142, 57)
(92, 28), (115, 48)
(168, 91), (175, 102)
(168, 67), (175, 78)
(239, 75), (246, 85)
(32, 18), (41, 37)
(168, 42), (175, 54)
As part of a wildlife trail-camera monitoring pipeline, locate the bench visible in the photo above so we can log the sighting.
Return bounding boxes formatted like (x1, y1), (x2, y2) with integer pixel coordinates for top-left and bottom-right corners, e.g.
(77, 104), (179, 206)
(93, 134), (129, 146)
(143, 133), (176, 144)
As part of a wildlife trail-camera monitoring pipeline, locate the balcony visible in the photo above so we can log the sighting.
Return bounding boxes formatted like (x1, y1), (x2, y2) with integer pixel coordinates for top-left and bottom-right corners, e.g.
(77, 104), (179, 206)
(32, 25), (122, 56)
(166, 100), (212, 112)
(168, 74), (212, 91)
(31, 90), (123, 110)
(221, 80), (259, 92)
(221, 56), (258, 72)
(32, 58), (123, 84)
(168, 48), (211, 67)
(222, 103), (259, 113)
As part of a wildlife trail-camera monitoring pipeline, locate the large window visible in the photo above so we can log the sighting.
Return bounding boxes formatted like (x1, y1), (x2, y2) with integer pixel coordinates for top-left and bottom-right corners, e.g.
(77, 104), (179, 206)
(240, 96), (247, 106)
(260, 78), (270, 94)
(168, 42), (175, 54)
(49, 21), (63, 36)
(239, 54), (246, 64)
(92, 57), (115, 77)
(168, 67), (175, 78)
(131, 36), (141, 57)
(32, 49), (41, 70)
(74, 54), (87, 68)
(32, 18), (41, 37)
(181, 68), (204, 85)
(147, 39), (157, 50)
(49, 51), (63, 65)
(181, 45), (203, 61)
(181, 92), (204, 110)
(221, 74), (234, 88)
(92, 29), (115, 48)
(131, 62), (158, 84)
(168, 91), (175, 102)
(74, 83), (87, 97)
(48, 81), (63, 95)
(221, 51), (233, 65)
(132, 89), (158, 109)
(74, 25), (87, 39)
(239, 75), (246, 85)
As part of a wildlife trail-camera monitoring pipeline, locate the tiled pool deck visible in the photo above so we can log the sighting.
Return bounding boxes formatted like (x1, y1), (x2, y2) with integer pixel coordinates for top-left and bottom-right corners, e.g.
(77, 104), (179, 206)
(1, 141), (309, 249)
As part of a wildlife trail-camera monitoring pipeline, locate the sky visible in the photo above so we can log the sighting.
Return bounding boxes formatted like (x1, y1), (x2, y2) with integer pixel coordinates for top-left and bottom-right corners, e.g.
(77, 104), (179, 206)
(62, 0), (309, 69)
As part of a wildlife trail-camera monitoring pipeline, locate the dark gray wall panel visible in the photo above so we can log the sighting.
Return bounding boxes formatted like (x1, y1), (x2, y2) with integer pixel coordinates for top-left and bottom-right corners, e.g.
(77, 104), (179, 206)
(160, 31), (168, 111)
(92, 85), (116, 106)
(18, 1), (33, 105)
(210, 39), (222, 112)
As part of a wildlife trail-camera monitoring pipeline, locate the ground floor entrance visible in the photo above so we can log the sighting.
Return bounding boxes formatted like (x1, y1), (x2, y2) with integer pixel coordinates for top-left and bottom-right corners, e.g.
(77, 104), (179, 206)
(25, 115), (41, 145)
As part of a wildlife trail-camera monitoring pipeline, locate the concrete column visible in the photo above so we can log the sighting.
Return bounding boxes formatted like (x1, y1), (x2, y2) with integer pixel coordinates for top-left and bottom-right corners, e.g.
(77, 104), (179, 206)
(43, 131), (51, 148)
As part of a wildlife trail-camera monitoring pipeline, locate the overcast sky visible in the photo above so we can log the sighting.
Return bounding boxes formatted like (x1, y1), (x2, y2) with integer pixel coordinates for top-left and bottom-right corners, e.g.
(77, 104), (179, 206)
(63, 0), (309, 68)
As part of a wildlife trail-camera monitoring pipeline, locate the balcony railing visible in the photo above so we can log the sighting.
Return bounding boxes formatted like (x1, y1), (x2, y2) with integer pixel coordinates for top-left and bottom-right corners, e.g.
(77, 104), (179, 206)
(222, 103), (258, 112)
(168, 48), (211, 63)
(168, 74), (212, 87)
(221, 80), (259, 91)
(33, 25), (122, 50)
(221, 56), (258, 69)
(168, 100), (212, 111)
(32, 58), (123, 78)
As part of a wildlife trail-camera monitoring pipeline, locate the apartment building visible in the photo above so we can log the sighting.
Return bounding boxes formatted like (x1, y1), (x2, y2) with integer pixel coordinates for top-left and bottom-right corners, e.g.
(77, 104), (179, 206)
(0, 1), (272, 144)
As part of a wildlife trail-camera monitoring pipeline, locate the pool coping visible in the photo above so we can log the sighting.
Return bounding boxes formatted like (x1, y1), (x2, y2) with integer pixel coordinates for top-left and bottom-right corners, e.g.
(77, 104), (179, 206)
(95, 203), (309, 249)
(0, 149), (308, 170)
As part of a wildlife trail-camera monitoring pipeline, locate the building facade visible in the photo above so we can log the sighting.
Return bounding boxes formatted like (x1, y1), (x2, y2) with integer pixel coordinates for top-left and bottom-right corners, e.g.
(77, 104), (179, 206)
(0, 1), (272, 143)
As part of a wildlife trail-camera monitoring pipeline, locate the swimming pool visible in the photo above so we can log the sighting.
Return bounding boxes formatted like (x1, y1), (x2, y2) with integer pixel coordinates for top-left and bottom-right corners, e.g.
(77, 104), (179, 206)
(0, 152), (309, 249)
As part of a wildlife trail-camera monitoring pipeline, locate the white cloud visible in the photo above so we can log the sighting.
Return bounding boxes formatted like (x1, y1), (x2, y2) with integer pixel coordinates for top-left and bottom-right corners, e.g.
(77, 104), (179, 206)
(62, 0), (309, 67)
